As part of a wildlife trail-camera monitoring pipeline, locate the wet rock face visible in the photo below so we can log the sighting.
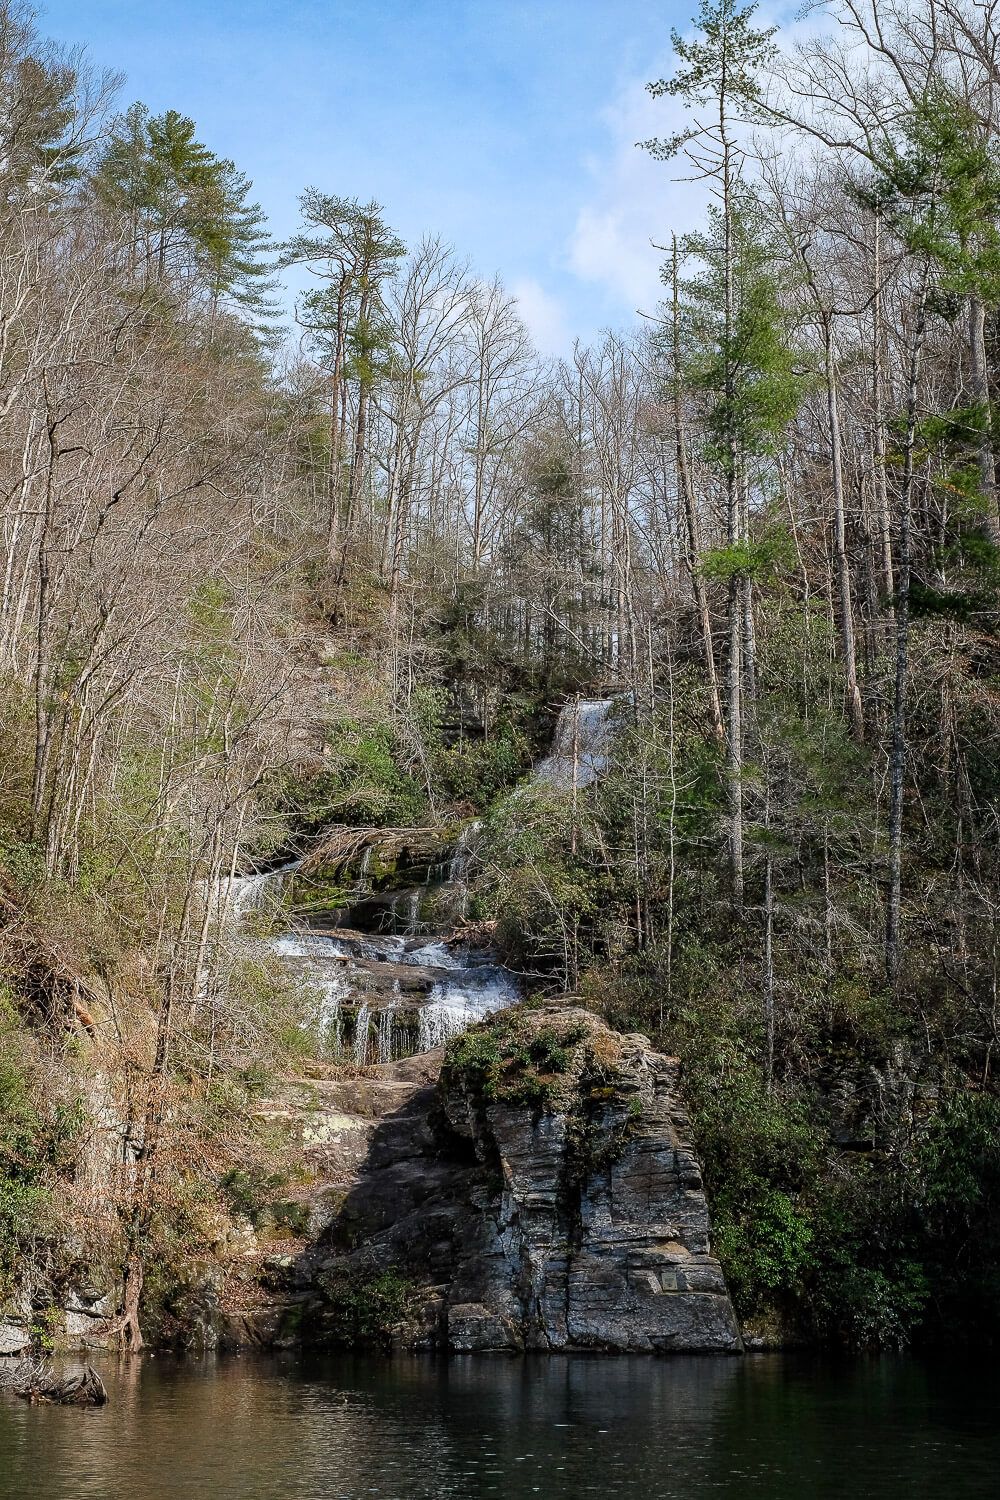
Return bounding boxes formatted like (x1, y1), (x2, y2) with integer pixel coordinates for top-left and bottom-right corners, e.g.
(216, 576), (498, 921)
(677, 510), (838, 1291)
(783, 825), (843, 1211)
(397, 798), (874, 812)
(284, 1006), (741, 1354)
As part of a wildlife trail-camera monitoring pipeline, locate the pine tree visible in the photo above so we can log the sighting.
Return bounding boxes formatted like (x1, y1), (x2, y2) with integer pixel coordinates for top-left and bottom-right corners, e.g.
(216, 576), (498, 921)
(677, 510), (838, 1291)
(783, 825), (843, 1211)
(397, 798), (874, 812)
(282, 193), (405, 599)
(642, 0), (787, 906)
(0, 16), (80, 197)
(94, 103), (275, 320)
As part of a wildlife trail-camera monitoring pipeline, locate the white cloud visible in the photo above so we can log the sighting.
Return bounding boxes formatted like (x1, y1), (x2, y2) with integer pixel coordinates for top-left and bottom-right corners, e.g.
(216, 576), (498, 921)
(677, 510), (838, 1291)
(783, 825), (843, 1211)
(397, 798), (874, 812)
(568, 64), (707, 318)
(567, 5), (832, 320)
(511, 275), (572, 356)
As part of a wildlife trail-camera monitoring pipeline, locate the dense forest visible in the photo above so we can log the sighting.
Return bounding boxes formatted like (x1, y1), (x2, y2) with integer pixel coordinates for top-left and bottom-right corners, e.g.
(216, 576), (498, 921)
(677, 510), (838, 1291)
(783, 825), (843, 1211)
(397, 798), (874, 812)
(1, 0), (999, 1356)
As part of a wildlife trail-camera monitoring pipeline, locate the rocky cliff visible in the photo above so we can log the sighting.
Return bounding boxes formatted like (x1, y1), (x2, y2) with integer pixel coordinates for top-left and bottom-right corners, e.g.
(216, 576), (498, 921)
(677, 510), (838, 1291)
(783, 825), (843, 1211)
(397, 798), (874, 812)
(240, 1003), (741, 1353)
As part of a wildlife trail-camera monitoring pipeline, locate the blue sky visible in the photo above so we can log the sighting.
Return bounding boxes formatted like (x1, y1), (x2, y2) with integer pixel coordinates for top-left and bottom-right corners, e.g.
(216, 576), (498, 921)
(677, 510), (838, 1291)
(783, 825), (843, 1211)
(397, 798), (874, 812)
(39, 1), (802, 353)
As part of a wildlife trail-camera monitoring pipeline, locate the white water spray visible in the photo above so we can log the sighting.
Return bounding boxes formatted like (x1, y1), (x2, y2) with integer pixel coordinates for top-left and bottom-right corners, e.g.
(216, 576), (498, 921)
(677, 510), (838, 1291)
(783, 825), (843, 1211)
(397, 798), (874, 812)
(534, 699), (617, 790)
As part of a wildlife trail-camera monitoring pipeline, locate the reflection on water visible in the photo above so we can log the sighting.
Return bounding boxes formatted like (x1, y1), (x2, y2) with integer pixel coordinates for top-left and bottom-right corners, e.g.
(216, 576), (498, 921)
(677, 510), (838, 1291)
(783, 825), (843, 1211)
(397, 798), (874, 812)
(1, 1352), (997, 1499)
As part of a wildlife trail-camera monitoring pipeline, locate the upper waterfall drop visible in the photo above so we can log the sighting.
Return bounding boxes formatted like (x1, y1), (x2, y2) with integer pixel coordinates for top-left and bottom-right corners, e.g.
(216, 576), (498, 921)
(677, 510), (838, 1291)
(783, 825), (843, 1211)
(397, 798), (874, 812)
(533, 697), (618, 790)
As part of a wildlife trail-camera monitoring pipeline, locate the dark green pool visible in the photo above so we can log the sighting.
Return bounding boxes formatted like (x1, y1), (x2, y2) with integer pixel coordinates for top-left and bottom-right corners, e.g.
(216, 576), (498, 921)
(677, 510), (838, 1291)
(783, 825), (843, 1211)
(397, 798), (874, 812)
(1, 1350), (997, 1498)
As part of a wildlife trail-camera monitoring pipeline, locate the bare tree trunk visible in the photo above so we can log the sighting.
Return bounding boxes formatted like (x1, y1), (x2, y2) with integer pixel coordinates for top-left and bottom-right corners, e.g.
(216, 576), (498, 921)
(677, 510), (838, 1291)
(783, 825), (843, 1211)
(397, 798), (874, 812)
(31, 388), (60, 846)
(967, 292), (999, 540)
(886, 272), (929, 985)
(872, 209), (895, 612)
(671, 237), (724, 742)
(720, 97), (745, 908)
(726, 567), (744, 908)
(326, 282), (348, 568)
(335, 285), (373, 606)
(824, 313), (865, 741)
(773, 786), (779, 1092)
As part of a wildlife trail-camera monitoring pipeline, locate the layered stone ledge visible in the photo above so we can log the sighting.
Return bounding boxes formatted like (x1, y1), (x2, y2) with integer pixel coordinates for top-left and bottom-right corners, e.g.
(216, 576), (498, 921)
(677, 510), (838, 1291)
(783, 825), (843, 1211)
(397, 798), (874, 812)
(244, 1004), (741, 1355)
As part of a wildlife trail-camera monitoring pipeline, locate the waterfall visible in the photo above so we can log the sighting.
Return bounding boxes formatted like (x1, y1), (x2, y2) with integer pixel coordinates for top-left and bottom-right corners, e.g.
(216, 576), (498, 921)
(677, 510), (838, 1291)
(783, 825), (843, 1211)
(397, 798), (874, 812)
(273, 932), (348, 959)
(210, 859), (300, 925)
(355, 845), (374, 900)
(533, 698), (617, 790)
(416, 965), (520, 1052)
(212, 810), (524, 1070)
(197, 859), (301, 1005)
(386, 887), (422, 935)
(449, 819), (483, 883)
(448, 818), (483, 919)
(353, 1002), (371, 1065)
(316, 969), (349, 1055)
(405, 938), (461, 970)
(376, 1004), (395, 1063)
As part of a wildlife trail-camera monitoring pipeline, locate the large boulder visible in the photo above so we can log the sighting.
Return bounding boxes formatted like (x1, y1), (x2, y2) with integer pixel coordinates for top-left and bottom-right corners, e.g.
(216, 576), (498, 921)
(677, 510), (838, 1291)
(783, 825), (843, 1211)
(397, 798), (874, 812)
(265, 1004), (740, 1354)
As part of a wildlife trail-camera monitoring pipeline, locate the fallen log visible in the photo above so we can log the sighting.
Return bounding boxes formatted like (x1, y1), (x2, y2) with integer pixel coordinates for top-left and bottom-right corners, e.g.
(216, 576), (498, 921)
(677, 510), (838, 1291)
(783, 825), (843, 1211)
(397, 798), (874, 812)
(9, 1358), (108, 1406)
(299, 823), (454, 877)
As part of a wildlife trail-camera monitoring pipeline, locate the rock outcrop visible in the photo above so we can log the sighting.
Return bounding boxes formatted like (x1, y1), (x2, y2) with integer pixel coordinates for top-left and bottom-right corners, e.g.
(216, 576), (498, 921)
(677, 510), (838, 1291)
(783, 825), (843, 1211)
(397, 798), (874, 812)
(248, 1004), (740, 1354)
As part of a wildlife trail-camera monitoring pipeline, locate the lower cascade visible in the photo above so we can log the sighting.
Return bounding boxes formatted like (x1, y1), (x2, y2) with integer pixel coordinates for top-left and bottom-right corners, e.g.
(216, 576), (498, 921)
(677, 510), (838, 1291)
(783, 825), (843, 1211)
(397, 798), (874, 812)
(221, 836), (521, 1066)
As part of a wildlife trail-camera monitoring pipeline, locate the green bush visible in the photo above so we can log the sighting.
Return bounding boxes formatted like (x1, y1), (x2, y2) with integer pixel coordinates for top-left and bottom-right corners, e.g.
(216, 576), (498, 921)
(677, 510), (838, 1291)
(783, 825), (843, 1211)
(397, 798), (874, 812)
(316, 1266), (414, 1349)
(433, 730), (532, 809)
(473, 787), (603, 977)
(687, 1066), (820, 1318)
(913, 1092), (1000, 1341)
(282, 713), (428, 830)
(445, 1014), (588, 1111)
(220, 1165), (288, 1226)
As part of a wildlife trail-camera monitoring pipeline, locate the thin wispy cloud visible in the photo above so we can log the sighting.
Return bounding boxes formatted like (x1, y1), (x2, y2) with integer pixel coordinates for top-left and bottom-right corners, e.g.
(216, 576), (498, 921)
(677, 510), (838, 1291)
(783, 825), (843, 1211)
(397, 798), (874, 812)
(568, 65), (700, 318)
(564, 4), (829, 327)
(511, 276), (572, 357)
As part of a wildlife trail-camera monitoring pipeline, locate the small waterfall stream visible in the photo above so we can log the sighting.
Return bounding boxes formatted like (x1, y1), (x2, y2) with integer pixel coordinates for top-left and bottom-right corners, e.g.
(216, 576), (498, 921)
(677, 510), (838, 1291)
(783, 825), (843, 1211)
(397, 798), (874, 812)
(211, 860), (302, 922)
(214, 697), (617, 1066)
(447, 817), (482, 920)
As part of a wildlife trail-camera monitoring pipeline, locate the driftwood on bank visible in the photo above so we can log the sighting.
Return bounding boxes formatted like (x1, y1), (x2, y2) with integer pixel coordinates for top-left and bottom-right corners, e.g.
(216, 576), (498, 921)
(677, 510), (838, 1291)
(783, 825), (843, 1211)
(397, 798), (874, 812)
(1, 1358), (108, 1406)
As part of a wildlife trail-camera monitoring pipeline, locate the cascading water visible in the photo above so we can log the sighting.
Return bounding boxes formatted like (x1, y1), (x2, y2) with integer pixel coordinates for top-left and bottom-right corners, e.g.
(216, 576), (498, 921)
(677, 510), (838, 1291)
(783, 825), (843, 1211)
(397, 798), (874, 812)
(210, 860), (301, 923)
(216, 838), (519, 1066)
(416, 963), (521, 1052)
(376, 1002), (395, 1063)
(353, 1002), (371, 1064)
(211, 699), (616, 1067)
(355, 846), (373, 899)
(447, 817), (482, 920)
(534, 698), (617, 790)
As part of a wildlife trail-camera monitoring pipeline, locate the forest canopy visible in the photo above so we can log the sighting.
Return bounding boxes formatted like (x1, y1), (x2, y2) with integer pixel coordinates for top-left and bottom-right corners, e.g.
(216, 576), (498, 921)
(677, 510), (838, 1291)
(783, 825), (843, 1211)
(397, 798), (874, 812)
(0, 0), (998, 1353)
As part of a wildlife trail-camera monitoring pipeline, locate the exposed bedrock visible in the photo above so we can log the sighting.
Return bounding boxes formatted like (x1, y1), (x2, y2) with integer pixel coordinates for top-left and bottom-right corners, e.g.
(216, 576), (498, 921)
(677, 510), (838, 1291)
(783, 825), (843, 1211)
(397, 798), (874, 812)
(253, 1004), (741, 1354)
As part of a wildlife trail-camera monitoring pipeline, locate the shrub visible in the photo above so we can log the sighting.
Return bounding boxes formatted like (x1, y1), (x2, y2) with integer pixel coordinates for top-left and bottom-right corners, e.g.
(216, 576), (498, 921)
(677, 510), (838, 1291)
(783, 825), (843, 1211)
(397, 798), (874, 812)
(316, 1266), (414, 1349)
(445, 1014), (589, 1111)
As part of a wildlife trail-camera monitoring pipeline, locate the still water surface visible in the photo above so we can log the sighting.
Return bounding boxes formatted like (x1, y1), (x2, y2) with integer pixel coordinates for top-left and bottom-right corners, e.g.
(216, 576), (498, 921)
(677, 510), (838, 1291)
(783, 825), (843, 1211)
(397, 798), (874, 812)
(1, 1352), (997, 1499)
